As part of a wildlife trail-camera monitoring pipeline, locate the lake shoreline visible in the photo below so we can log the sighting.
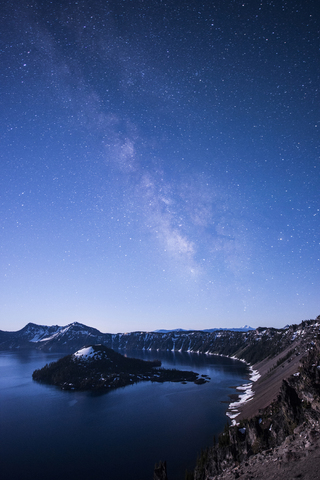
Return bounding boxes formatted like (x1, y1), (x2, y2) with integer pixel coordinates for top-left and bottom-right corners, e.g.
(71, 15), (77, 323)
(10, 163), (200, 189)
(202, 351), (261, 425)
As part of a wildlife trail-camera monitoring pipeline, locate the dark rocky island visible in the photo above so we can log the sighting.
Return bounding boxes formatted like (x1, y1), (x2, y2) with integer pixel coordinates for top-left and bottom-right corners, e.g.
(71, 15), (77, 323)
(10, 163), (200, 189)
(32, 344), (204, 391)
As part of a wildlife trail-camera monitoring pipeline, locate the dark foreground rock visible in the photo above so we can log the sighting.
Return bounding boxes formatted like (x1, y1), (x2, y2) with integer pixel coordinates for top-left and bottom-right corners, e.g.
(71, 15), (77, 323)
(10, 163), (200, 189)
(209, 420), (320, 480)
(153, 460), (168, 480)
(32, 344), (204, 391)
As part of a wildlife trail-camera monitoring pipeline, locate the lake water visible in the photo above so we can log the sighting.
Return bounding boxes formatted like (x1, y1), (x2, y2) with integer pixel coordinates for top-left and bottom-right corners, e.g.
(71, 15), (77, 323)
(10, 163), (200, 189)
(0, 349), (249, 480)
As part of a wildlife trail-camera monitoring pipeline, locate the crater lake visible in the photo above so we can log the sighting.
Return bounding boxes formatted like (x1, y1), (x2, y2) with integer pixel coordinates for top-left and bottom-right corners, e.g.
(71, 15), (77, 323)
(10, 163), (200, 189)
(0, 348), (250, 480)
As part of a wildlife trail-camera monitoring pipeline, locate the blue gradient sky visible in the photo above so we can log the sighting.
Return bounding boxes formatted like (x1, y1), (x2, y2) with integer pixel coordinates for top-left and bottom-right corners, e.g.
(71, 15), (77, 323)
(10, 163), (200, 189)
(1, 1), (319, 333)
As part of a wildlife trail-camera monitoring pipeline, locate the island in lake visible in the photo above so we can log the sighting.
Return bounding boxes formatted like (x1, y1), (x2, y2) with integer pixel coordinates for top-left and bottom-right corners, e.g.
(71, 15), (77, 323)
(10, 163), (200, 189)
(32, 344), (208, 391)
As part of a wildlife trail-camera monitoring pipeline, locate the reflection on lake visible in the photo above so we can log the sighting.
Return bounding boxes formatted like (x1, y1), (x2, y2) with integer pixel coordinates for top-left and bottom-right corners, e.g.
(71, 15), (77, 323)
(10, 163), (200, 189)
(0, 349), (249, 480)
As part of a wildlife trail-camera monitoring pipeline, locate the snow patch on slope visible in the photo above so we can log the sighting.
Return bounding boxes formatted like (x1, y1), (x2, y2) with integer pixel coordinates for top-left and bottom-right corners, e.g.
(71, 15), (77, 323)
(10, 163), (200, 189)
(72, 346), (106, 361)
(226, 366), (261, 424)
(73, 346), (97, 360)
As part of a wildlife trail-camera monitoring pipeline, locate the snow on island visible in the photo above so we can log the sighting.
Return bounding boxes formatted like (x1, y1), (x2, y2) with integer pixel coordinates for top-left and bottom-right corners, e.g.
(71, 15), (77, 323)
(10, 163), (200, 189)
(73, 346), (104, 360)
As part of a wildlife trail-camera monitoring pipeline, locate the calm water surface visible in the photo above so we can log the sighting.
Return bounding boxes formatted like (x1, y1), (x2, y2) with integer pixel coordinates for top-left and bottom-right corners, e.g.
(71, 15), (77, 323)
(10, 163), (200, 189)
(0, 349), (249, 480)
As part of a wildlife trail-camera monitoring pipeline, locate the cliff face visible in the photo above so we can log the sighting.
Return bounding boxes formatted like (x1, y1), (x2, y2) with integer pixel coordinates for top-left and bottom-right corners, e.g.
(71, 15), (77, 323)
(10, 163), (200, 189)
(194, 336), (320, 480)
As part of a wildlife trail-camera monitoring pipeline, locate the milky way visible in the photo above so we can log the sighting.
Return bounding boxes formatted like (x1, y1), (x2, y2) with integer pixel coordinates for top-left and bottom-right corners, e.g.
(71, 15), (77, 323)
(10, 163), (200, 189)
(1, 1), (319, 332)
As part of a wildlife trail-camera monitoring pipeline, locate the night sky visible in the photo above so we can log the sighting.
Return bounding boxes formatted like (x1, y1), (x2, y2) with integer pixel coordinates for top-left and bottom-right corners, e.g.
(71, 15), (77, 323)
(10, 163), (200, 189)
(1, 0), (319, 333)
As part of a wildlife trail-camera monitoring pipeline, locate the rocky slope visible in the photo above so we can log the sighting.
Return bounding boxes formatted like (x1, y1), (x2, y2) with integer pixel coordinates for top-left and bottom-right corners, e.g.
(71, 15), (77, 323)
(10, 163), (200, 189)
(193, 317), (320, 480)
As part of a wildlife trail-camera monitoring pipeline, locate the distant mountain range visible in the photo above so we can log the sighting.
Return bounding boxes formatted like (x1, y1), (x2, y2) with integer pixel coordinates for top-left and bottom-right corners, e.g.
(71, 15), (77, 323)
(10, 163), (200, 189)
(1, 318), (319, 364)
(205, 325), (255, 332)
(154, 325), (254, 333)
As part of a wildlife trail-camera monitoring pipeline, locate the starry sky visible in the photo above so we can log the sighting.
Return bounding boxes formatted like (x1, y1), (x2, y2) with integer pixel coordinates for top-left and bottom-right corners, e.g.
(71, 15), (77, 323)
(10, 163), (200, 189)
(1, 0), (319, 333)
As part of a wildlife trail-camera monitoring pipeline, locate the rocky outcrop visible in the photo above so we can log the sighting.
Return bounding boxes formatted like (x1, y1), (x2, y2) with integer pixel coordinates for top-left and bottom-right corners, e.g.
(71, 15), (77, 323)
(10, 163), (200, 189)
(153, 461), (168, 480)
